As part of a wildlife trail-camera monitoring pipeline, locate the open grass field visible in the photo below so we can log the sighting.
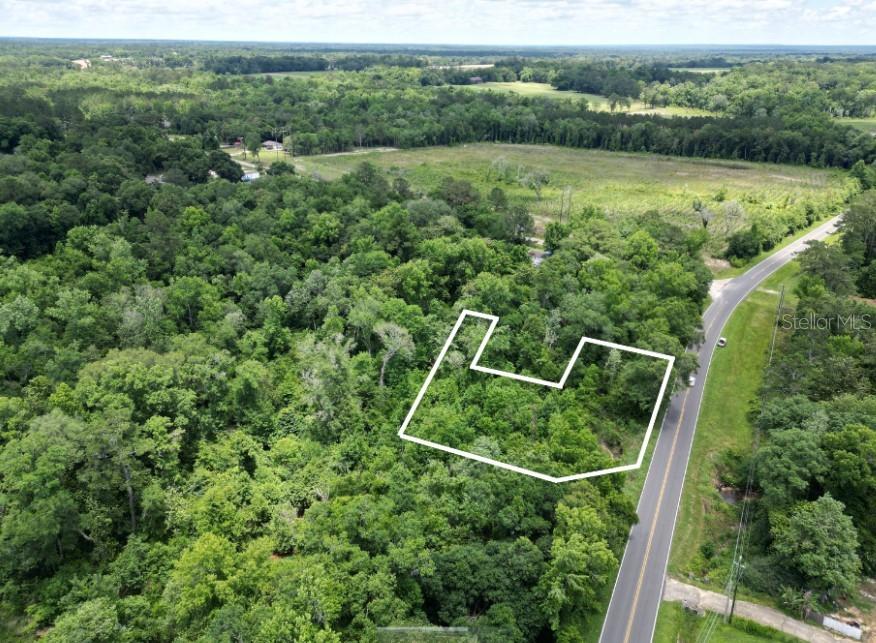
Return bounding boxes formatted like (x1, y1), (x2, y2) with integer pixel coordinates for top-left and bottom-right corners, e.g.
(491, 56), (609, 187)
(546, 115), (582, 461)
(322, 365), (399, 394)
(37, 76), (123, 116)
(842, 117), (876, 135)
(224, 146), (293, 170)
(654, 603), (800, 642)
(668, 262), (801, 598)
(245, 70), (340, 78)
(465, 81), (712, 116)
(291, 143), (853, 256)
(466, 81), (589, 101)
(669, 67), (732, 74)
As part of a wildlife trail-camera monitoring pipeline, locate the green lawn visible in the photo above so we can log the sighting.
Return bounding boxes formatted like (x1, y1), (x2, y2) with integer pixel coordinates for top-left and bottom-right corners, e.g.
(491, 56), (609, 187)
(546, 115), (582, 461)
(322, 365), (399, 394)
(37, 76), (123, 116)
(290, 143), (853, 259)
(465, 82), (712, 116)
(668, 67), (731, 75)
(668, 261), (801, 593)
(225, 146), (292, 169)
(465, 81), (588, 101)
(579, 91), (711, 117)
(245, 70), (339, 78)
(842, 117), (876, 134)
(592, 263), (803, 642)
(654, 603), (801, 642)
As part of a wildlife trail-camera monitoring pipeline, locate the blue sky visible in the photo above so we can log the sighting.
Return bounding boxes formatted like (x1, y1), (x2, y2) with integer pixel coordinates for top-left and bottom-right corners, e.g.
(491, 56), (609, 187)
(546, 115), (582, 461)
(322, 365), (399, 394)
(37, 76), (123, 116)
(2, 0), (875, 45)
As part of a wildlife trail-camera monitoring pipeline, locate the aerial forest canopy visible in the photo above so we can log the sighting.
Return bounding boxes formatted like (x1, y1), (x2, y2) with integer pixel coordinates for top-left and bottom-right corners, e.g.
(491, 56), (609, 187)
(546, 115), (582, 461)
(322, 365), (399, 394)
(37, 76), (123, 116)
(0, 41), (874, 641)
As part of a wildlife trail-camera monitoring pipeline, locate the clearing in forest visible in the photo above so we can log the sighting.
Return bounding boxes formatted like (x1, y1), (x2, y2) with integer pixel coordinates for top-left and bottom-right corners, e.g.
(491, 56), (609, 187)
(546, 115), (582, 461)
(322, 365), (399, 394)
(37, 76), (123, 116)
(292, 143), (854, 254)
(463, 81), (712, 116)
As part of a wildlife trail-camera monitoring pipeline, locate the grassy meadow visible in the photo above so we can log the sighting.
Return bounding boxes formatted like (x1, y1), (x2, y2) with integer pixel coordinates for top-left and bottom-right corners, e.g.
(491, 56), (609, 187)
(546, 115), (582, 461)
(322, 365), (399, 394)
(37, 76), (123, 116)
(668, 67), (732, 74)
(244, 70), (340, 78)
(465, 81), (712, 116)
(843, 117), (876, 134)
(290, 143), (854, 256)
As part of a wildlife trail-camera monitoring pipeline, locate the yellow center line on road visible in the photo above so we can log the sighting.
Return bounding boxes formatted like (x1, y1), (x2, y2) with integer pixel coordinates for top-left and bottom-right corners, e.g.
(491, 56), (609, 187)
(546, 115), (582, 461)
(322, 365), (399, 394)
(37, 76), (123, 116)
(622, 389), (691, 643)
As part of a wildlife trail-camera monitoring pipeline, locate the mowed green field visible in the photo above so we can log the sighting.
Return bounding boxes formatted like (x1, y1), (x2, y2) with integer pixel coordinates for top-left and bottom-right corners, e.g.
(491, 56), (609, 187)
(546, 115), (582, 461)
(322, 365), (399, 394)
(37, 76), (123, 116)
(843, 117), (876, 134)
(464, 82), (712, 117)
(668, 67), (731, 74)
(465, 81), (588, 101)
(245, 70), (340, 78)
(292, 143), (853, 253)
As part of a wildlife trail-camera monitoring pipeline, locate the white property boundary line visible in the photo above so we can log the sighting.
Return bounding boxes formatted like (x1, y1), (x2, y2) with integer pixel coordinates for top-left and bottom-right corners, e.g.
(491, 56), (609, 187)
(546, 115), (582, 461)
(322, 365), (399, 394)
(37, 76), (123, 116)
(398, 309), (676, 483)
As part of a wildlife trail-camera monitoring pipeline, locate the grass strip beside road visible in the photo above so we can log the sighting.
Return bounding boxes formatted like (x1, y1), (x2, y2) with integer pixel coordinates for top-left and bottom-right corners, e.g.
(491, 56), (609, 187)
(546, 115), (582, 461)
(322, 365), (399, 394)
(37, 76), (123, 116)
(584, 258), (802, 642)
(654, 602), (801, 643)
(668, 261), (801, 594)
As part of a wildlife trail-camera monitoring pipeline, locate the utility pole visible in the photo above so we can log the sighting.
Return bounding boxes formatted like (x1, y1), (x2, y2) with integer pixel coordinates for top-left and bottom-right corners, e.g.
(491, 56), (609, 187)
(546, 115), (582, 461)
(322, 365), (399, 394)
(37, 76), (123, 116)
(768, 285), (785, 367)
(728, 561), (744, 623)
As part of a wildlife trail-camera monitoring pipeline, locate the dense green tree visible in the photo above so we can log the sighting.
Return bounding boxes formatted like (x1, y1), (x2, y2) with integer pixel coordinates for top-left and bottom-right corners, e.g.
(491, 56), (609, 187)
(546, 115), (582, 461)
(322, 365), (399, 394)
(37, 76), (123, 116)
(822, 424), (876, 574)
(42, 598), (121, 643)
(798, 240), (856, 296)
(756, 428), (826, 508)
(771, 495), (861, 597)
(725, 225), (761, 260)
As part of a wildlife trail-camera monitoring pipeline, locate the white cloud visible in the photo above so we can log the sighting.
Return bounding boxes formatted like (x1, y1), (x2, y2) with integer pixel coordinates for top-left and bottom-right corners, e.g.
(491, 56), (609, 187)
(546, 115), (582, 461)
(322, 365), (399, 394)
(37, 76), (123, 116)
(802, 0), (876, 25)
(1, 0), (874, 44)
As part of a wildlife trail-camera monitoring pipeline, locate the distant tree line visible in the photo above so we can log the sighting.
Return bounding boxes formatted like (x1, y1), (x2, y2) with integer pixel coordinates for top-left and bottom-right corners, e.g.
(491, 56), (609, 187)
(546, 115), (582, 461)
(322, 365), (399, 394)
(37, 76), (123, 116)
(204, 53), (426, 74)
(181, 74), (876, 167)
(203, 54), (330, 74)
(422, 59), (712, 98)
(642, 60), (876, 118)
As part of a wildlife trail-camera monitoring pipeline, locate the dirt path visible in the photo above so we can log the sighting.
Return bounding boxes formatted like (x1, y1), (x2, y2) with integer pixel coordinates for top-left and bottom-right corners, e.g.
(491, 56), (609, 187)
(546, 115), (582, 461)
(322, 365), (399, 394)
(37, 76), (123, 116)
(663, 577), (857, 642)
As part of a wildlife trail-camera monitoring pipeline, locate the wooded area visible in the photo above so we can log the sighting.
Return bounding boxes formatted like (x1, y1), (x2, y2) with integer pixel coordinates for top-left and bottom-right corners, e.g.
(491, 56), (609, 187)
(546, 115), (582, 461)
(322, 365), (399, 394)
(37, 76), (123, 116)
(0, 40), (874, 641)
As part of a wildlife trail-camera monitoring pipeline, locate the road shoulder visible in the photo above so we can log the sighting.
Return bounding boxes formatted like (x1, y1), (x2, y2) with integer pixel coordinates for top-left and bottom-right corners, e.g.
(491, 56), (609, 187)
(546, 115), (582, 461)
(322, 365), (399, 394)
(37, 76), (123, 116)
(663, 578), (856, 643)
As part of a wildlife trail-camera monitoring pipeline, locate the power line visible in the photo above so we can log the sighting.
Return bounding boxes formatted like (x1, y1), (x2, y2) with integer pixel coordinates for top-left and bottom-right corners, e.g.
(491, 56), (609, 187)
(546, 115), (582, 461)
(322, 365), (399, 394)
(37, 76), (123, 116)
(700, 284), (786, 640)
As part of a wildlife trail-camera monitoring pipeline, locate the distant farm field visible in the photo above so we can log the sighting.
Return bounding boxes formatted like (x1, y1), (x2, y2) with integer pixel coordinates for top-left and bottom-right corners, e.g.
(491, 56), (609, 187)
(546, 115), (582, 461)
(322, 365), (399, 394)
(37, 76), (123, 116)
(465, 81), (588, 101)
(292, 143), (854, 254)
(465, 82), (712, 117)
(245, 70), (339, 78)
(843, 117), (876, 134)
(668, 67), (731, 74)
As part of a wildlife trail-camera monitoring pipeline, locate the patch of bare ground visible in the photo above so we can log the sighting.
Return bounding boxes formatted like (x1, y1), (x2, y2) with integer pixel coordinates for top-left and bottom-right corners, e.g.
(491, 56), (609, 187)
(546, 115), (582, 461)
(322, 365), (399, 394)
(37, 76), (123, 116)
(704, 256), (731, 272)
(852, 296), (876, 307)
(837, 578), (876, 642)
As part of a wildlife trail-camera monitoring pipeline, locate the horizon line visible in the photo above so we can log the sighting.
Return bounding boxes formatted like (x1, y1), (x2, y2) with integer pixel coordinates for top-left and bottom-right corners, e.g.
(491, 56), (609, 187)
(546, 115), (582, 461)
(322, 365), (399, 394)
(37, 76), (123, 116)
(2, 36), (876, 49)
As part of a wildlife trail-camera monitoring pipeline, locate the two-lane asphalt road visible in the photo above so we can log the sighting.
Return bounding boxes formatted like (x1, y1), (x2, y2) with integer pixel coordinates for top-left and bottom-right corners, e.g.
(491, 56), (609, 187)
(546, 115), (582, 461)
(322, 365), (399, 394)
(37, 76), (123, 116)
(599, 216), (842, 643)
